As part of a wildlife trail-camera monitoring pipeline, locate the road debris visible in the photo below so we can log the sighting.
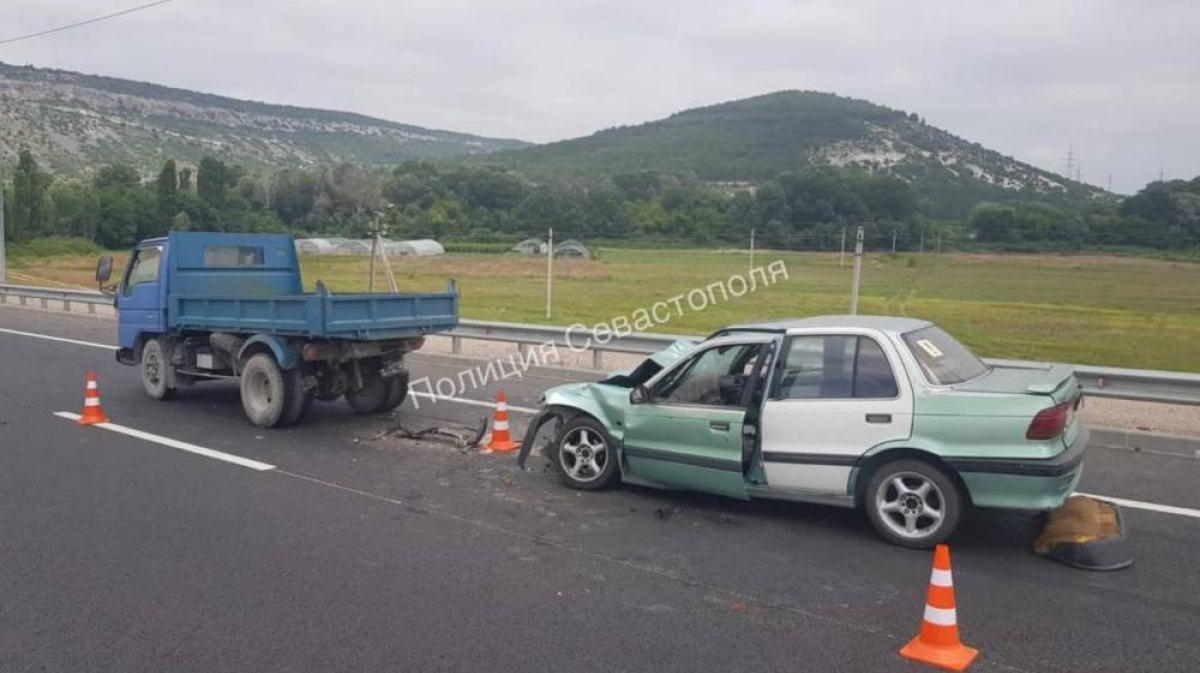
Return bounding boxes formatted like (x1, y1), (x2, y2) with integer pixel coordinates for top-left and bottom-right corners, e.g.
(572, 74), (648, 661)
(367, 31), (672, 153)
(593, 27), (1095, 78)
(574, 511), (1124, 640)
(369, 416), (488, 451)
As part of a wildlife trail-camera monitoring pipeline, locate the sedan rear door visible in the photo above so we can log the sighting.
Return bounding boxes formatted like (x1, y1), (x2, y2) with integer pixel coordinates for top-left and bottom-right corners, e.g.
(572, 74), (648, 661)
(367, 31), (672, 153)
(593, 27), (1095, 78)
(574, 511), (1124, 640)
(759, 332), (914, 495)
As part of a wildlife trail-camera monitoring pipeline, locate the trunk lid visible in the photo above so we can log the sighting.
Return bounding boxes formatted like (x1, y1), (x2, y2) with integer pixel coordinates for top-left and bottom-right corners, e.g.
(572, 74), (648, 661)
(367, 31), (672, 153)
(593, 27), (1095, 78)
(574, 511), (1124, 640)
(955, 362), (1084, 448)
(953, 362), (1079, 403)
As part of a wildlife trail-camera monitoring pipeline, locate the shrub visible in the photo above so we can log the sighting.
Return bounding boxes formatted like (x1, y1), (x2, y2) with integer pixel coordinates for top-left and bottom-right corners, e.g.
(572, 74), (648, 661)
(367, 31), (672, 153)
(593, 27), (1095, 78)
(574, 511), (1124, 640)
(9, 236), (103, 258)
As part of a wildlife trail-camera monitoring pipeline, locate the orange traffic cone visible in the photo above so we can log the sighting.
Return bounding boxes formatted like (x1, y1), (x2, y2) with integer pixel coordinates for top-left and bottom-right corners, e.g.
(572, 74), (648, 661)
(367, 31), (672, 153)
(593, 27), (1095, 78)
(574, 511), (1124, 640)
(900, 544), (979, 672)
(487, 392), (519, 452)
(77, 370), (111, 426)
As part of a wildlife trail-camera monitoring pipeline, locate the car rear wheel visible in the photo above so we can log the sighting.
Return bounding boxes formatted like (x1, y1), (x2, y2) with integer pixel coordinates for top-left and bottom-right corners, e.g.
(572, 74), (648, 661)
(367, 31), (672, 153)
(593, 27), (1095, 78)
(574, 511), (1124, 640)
(864, 459), (962, 549)
(552, 416), (619, 491)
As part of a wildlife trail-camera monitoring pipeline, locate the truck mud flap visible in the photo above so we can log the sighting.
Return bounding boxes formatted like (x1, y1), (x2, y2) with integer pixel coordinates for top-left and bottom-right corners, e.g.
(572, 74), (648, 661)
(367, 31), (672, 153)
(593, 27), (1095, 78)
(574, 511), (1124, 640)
(1034, 495), (1132, 571)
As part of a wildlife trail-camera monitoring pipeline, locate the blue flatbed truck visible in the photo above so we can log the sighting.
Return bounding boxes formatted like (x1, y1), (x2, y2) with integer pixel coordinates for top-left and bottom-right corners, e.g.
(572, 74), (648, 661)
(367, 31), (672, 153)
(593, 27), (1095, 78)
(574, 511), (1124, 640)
(96, 232), (459, 428)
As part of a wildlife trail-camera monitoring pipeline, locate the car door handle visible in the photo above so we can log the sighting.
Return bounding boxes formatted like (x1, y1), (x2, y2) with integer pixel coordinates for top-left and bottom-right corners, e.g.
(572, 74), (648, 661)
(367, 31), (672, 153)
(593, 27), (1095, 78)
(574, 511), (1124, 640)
(710, 421), (730, 431)
(866, 414), (892, 424)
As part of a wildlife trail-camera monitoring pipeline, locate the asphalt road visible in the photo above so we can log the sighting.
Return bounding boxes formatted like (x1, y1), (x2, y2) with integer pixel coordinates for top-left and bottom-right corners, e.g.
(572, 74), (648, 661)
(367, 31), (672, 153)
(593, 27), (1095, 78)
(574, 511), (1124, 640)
(3, 304), (1200, 672)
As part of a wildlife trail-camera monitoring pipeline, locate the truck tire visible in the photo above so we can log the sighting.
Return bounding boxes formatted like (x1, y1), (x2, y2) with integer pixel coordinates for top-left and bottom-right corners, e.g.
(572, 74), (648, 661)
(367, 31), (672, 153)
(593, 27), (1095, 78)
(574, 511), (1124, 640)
(345, 369), (388, 414)
(864, 459), (963, 549)
(141, 338), (176, 401)
(281, 374), (314, 426)
(377, 372), (410, 413)
(240, 352), (296, 428)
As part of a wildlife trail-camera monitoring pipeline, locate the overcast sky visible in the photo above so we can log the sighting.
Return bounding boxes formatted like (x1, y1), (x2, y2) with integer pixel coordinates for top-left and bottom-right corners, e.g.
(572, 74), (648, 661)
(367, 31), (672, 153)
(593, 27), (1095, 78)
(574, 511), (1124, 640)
(4, 0), (1198, 192)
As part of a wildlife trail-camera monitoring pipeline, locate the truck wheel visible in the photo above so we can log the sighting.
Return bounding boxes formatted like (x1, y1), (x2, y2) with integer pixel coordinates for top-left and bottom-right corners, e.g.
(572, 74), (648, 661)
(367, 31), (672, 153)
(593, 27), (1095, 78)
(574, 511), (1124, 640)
(141, 338), (176, 401)
(864, 459), (962, 549)
(377, 372), (410, 413)
(345, 370), (388, 414)
(551, 416), (620, 491)
(240, 352), (296, 428)
(281, 375), (314, 426)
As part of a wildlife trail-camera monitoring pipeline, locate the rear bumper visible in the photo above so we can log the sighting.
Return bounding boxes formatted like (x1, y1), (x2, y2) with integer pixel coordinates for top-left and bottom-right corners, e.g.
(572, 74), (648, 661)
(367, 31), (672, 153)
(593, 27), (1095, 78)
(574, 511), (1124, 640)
(951, 426), (1090, 510)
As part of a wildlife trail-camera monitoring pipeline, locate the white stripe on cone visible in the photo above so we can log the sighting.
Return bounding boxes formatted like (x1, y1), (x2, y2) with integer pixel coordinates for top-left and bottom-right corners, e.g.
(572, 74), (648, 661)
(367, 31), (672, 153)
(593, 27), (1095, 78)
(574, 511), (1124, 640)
(84, 398), (102, 407)
(930, 568), (953, 587)
(923, 605), (958, 626)
(494, 420), (509, 431)
(86, 381), (98, 390)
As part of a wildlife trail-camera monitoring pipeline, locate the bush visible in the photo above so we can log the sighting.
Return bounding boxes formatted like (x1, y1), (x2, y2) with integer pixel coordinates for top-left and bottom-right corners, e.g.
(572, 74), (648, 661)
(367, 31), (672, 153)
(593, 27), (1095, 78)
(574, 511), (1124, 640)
(9, 236), (103, 258)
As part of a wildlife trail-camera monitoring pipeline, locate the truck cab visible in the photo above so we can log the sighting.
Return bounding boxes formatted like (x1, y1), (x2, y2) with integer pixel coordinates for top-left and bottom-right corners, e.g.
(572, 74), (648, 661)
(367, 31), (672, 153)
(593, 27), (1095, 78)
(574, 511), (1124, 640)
(99, 232), (459, 428)
(116, 237), (169, 360)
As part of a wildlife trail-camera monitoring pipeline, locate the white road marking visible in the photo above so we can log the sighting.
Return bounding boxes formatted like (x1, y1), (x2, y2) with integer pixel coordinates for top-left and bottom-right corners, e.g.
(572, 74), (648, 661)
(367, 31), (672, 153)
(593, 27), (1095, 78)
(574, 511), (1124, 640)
(409, 391), (539, 414)
(0, 327), (544, 415)
(1077, 491), (1200, 520)
(16, 323), (1193, 520)
(54, 412), (276, 471)
(0, 327), (115, 351)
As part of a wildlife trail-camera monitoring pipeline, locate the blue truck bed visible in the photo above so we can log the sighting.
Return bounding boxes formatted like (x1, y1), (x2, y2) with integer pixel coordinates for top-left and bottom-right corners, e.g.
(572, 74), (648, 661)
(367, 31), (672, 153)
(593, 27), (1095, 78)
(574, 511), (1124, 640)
(160, 231), (458, 341)
(170, 283), (459, 340)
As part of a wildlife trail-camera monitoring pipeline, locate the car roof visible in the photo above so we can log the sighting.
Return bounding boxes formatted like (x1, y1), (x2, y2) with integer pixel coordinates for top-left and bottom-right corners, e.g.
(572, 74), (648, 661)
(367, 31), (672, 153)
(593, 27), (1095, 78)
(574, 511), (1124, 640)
(718, 315), (932, 336)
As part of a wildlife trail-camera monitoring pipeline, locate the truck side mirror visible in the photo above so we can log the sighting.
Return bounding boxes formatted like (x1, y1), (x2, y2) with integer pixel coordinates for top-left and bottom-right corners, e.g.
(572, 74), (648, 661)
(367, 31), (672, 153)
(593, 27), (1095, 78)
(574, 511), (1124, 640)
(96, 256), (114, 284)
(629, 385), (649, 405)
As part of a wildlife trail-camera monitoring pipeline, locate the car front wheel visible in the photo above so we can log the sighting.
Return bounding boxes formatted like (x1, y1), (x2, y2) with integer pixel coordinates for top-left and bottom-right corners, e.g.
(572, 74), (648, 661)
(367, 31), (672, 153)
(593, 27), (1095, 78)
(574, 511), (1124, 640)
(552, 416), (619, 491)
(864, 459), (962, 549)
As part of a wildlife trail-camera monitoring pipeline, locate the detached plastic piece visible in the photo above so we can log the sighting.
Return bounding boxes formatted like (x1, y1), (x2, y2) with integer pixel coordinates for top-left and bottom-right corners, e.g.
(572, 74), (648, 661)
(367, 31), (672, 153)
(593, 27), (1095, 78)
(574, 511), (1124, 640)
(1034, 495), (1132, 571)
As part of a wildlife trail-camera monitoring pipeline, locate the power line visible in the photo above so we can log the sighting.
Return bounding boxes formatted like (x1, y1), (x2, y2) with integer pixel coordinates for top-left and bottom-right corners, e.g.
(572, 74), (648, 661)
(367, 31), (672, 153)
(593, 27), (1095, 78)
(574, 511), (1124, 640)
(0, 0), (180, 46)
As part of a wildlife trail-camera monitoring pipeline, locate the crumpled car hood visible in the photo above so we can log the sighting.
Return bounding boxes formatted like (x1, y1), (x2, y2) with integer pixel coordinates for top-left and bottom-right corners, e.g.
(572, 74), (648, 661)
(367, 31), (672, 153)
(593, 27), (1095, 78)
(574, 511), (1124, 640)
(517, 339), (700, 469)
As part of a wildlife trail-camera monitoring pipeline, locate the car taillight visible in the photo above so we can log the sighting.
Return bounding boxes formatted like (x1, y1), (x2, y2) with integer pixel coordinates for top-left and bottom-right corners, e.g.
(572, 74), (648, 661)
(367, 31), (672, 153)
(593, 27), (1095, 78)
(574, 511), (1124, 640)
(1027, 401), (1071, 440)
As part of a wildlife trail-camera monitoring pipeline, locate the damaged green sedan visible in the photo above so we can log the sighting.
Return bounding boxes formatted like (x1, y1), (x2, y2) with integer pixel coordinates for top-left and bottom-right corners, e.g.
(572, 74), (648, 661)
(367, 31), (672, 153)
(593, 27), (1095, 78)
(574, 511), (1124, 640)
(518, 316), (1088, 548)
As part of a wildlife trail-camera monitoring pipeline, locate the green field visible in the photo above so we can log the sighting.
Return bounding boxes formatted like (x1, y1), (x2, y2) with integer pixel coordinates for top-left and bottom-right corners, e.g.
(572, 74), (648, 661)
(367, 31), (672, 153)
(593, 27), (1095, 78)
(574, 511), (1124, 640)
(10, 249), (1200, 372)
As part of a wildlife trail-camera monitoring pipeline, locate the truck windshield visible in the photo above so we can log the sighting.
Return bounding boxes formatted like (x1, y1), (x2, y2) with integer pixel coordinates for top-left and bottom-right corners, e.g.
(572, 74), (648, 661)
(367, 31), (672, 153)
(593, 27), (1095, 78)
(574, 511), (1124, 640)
(902, 326), (989, 386)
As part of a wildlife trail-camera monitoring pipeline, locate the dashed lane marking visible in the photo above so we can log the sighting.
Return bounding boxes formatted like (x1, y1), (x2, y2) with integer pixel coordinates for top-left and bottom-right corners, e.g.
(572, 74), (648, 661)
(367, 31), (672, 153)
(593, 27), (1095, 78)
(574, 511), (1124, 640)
(0, 327), (540, 414)
(1077, 491), (1200, 520)
(54, 411), (276, 471)
(0, 327), (115, 350)
(409, 391), (539, 414)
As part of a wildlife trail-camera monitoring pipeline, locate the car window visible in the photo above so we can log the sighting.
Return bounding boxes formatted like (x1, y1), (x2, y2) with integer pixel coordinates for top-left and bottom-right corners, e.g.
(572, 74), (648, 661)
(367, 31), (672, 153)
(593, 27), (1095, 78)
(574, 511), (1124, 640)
(902, 326), (988, 385)
(123, 247), (162, 296)
(654, 343), (766, 407)
(776, 335), (898, 399)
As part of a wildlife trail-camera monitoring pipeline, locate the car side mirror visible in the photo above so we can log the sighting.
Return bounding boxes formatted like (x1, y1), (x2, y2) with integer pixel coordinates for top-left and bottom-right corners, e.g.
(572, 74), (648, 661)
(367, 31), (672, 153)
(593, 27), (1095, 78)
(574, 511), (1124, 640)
(96, 256), (113, 284)
(629, 385), (649, 405)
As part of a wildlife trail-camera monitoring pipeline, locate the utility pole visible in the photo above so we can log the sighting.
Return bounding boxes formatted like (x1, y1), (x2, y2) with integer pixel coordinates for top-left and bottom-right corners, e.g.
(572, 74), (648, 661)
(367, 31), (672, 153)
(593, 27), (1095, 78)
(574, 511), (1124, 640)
(545, 227), (554, 319)
(749, 228), (756, 273)
(0, 167), (6, 284)
(936, 227), (942, 254)
(891, 226), (897, 253)
(367, 214), (397, 293)
(849, 226), (864, 315)
(839, 226), (847, 267)
(1064, 146), (1075, 178)
(919, 225), (925, 254)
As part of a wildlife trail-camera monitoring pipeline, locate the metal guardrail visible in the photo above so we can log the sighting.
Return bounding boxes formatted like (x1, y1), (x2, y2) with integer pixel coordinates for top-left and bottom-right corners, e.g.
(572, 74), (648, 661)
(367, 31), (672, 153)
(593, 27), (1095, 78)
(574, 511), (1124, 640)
(0, 283), (110, 313)
(3, 283), (1199, 406)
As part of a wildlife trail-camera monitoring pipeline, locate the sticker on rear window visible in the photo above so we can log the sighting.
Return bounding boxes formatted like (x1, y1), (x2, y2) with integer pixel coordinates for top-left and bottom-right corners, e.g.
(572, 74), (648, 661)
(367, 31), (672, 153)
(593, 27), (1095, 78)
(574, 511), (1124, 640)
(915, 339), (944, 358)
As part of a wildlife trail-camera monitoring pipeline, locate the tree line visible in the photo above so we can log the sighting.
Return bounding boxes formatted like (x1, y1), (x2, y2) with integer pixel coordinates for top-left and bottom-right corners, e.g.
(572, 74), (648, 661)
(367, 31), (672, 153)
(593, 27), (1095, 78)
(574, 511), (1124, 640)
(2, 148), (1197, 253)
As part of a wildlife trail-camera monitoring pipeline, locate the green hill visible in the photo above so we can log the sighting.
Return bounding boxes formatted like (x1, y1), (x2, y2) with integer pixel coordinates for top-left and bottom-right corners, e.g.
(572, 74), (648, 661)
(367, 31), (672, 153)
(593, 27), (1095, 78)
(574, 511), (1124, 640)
(484, 91), (1110, 217)
(0, 61), (529, 176)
